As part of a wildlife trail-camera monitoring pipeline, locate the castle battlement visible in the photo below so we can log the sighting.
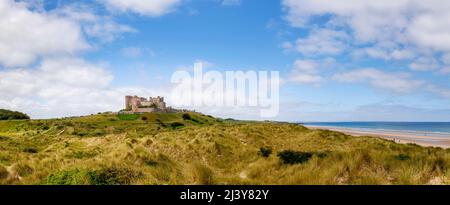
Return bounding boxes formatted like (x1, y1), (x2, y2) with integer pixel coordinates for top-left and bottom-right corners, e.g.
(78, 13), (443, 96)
(125, 95), (167, 113)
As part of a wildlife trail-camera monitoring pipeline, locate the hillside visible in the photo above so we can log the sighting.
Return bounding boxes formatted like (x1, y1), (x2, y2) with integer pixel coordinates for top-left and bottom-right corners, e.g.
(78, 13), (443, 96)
(0, 112), (449, 185)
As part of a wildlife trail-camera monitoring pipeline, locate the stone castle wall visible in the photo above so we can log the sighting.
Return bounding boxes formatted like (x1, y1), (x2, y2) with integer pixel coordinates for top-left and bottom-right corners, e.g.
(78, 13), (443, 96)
(125, 95), (167, 113)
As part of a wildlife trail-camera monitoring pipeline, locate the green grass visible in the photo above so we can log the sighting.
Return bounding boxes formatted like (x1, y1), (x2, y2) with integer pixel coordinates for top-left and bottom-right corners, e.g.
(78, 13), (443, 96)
(0, 112), (449, 184)
(117, 114), (139, 121)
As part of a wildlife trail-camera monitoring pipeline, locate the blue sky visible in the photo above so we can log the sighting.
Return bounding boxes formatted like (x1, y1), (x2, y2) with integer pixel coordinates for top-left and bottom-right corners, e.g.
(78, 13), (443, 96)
(1, 0), (450, 121)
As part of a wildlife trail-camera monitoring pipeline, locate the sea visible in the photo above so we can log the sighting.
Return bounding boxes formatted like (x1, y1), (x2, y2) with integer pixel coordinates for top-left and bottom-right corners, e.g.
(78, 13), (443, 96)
(300, 122), (450, 139)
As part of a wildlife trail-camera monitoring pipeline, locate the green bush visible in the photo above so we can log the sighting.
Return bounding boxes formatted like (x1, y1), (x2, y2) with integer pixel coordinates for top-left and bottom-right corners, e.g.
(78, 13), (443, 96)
(170, 122), (184, 129)
(87, 167), (141, 185)
(394, 153), (411, 161)
(316, 152), (328, 159)
(182, 113), (192, 120)
(182, 113), (202, 124)
(277, 150), (313, 165)
(23, 147), (38, 154)
(258, 147), (272, 158)
(46, 169), (88, 185)
(144, 159), (159, 167)
(0, 109), (30, 120)
(118, 114), (139, 121)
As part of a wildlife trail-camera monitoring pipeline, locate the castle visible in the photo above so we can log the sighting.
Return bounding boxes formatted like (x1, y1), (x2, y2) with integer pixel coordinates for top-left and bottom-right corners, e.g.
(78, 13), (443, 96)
(125, 96), (167, 113)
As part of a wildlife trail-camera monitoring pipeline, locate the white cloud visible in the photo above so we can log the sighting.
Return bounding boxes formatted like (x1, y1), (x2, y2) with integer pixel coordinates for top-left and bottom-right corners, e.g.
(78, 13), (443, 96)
(282, 0), (450, 98)
(355, 46), (415, 61)
(409, 57), (440, 72)
(282, 0), (450, 51)
(55, 4), (136, 43)
(333, 68), (424, 93)
(288, 59), (327, 85)
(293, 29), (348, 56)
(0, 0), (89, 67)
(102, 0), (181, 16)
(292, 59), (317, 74)
(0, 58), (113, 98)
(0, 58), (166, 118)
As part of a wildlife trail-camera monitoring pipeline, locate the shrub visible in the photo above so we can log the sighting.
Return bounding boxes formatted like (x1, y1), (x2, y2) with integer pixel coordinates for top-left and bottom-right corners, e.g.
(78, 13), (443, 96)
(0, 109), (30, 120)
(258, 147), (272, 158)
(23, 147), (38, 154)
(46, 169), (88, 185)
(277, 150), (313, 165)
(87, 167), (141, 185)
(170, 122), (184, 129)
(144, 159), (158, 167)
(182, 113), (203, 124)
(394, 153), (411, 161)
(316, 152), (328, 159)
(182, 113), (192, 120)
(118, 114), (139, 121)
(141, 116), (148, 121)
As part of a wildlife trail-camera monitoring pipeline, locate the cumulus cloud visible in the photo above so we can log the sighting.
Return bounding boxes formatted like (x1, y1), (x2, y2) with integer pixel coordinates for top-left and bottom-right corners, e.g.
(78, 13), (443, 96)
(55, 4), (136, 43)
(282, 0), (450, 98)
(0, 58), (166, 118)
(102, 0), (181, 16)
(292, 29), (349, 56)
(288, 59), (323, 85)
(287, 58), (336, 85)
(282, 0), (450, 47)
(353, 45), (416, 61)
(333, 68), (424, 93)
(0, 1), (154, 118)
(0, 0), (89, 67)
(282, 0), (450, 52)
(409, 56), (440, 72)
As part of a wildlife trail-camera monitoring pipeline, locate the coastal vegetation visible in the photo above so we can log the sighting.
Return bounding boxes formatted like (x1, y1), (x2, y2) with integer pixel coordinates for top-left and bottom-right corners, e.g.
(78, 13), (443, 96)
(0, 109), (30, 120)
(0, 112), (449, 185)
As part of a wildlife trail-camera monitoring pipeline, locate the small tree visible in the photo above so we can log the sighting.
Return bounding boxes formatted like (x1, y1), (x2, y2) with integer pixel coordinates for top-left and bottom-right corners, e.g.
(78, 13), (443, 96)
(258, 147), (272, 158)
(182, 113), (192, 120)
(277, 150), (313, 165)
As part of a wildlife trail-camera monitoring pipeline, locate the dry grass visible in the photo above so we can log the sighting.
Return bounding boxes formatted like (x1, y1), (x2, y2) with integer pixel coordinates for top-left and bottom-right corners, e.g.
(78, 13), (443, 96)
(0, 113), (449, 184)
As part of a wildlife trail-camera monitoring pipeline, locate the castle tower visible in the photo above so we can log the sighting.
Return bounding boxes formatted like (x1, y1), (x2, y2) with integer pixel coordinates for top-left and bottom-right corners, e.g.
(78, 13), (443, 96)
(125, 96), (133, 110)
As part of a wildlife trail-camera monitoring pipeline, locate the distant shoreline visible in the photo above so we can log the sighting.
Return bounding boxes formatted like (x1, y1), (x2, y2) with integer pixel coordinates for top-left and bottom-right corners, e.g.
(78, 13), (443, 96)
(304, 125), (450, 148)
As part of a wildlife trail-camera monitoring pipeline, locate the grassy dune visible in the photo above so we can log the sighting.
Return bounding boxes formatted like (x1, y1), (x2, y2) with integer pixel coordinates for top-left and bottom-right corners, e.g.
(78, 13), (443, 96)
(0, 112), (449, 185)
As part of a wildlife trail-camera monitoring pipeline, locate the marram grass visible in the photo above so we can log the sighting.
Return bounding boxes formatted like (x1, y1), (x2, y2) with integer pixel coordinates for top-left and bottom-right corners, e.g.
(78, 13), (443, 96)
(0, 112), (449, 185)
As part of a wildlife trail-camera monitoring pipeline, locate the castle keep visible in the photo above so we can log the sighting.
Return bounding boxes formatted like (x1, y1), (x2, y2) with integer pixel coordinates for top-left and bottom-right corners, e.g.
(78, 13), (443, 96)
(125, 96), (167, 113)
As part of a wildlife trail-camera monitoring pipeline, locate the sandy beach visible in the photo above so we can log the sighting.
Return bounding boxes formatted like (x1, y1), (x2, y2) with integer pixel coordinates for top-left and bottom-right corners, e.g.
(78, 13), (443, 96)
(305, 125), (450, 148)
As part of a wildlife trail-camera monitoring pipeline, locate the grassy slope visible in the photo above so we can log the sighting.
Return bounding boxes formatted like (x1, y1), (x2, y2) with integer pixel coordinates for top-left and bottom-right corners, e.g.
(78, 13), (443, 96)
(0, 112), (449, 185)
